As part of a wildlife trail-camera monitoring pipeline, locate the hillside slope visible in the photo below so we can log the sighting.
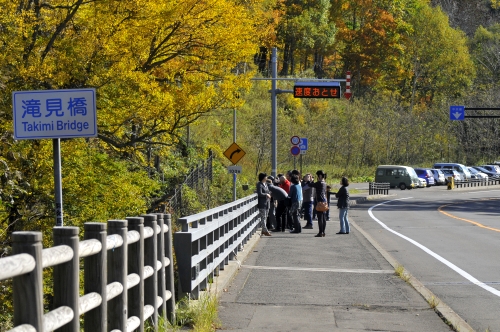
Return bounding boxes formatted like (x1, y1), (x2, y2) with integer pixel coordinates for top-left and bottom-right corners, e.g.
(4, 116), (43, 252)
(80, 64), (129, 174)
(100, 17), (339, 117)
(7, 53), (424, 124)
(432, 0), (500, 36)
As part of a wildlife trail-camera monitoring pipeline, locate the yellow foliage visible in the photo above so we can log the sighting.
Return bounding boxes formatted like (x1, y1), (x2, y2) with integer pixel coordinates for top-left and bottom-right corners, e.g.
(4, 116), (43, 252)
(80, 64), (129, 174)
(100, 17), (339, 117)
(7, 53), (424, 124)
(0, 0), (262, 156)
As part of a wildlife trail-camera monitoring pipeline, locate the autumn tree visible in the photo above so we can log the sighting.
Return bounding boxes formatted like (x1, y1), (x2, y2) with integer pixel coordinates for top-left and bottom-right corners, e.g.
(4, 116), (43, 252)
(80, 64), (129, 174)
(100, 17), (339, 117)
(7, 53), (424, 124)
(401, 1), (475, 110)
(0, 0), (265, 243)
(470, 24), (500, 87)
(332, 0), (410, 94)
(276, 0), (337, 76)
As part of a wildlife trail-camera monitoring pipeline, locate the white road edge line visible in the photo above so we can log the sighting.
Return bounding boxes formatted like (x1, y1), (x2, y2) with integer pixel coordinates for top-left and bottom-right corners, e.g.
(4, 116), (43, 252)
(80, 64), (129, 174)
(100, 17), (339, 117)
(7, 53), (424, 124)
(368, 197), (500, 297)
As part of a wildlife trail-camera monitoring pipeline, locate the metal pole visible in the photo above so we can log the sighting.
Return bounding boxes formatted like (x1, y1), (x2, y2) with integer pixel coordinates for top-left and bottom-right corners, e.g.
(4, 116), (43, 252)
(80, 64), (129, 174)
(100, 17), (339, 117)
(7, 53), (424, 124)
(233, 109), (237, 201)
(53, 138), (63, 226)
(271, 47), (278, 177)
(293, 156), (296, 170)
(300, 154), (303, 176)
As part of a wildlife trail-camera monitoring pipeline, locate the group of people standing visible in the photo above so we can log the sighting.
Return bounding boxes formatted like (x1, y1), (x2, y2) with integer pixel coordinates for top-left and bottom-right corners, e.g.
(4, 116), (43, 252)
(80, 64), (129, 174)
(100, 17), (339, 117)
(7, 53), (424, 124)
(256, 169), (350, 237)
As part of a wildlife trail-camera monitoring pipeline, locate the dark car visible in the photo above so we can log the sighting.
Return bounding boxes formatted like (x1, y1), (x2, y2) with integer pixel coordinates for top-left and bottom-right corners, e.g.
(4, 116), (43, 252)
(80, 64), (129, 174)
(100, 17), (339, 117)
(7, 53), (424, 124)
(480, 165), (500, 175)
(472, 166), (499, 178)
(414, 168), (435, 187)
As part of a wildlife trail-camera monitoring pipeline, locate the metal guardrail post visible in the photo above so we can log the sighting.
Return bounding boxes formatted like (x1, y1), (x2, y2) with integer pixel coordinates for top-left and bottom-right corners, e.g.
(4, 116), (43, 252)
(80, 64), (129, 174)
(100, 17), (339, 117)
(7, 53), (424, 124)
(12, 232), (43, 331)
(84, 223), (107, 332)
(173, 223), (195, 299)
(53, 227), (80, 332)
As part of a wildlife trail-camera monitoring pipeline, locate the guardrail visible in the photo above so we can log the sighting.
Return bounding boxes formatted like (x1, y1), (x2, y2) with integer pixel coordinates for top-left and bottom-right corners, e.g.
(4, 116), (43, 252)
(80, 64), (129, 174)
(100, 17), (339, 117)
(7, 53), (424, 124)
(454, 178), (500, 188)
(369, 182), (390, 195)
(174, 194), (259, 298)
(0, 213), (175, 332)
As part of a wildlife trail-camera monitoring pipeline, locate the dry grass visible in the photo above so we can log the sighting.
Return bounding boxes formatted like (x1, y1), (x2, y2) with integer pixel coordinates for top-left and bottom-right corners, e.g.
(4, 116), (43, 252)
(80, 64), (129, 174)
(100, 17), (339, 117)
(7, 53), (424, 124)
(394, 264), (410, 282)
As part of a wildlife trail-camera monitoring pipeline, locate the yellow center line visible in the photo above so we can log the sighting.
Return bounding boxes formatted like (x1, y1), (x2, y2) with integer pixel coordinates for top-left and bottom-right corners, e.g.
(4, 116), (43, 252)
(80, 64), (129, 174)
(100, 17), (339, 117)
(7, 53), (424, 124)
(438, 199), (500, 233)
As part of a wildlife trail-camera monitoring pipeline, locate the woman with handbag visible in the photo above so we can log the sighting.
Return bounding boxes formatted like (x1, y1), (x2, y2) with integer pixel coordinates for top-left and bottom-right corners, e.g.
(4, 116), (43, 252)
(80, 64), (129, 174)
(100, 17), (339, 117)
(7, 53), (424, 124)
(335, 176), (350, 234)
(311, 170), (328, 237)
(256, 172), (272, 236)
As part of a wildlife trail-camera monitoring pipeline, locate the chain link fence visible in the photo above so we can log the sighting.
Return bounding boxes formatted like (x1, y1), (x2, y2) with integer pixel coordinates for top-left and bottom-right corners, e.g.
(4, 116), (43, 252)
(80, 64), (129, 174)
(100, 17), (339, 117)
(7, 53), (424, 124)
(149, 150), (213, 219)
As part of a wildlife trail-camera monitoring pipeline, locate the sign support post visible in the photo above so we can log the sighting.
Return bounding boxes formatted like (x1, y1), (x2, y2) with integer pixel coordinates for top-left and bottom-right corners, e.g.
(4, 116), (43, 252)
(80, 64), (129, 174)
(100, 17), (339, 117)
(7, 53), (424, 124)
(233, 109), (237, 201)
(53, 138), (64, 226)
(300, 154), (303, 176)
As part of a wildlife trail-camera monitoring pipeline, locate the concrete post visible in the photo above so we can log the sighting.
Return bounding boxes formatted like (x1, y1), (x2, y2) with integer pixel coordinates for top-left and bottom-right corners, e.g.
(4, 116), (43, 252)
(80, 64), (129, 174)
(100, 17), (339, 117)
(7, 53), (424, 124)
(84, 223), (107, 332)
(12, 232), (44, 331)
(53, 227), (80, 332)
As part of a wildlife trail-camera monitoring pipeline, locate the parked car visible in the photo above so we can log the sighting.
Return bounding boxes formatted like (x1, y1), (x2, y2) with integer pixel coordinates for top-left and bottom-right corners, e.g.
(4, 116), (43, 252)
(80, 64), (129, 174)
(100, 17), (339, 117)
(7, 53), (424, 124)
(430, 169), (446, 185)
(467, 167), (488, 180)
(441, 169), (461, 183)
(414, 168), (435, 187)
(375, 165), (420, 190)
(480, 165), (500, 176)
(472, 166), (500, 178)
(417, 177), (426, 188)
(433, 163), (471, 181)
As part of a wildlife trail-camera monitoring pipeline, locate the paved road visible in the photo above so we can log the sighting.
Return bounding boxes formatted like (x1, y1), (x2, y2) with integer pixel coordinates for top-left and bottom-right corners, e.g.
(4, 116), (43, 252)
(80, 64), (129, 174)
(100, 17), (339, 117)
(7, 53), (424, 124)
(217, 188), (455, 331)
(353, 185), (500, 332)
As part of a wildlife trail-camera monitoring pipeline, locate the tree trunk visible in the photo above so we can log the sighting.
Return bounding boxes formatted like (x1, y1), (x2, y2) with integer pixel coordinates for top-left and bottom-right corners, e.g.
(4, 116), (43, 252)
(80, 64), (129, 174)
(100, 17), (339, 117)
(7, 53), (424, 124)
(280, 43), (290, 76)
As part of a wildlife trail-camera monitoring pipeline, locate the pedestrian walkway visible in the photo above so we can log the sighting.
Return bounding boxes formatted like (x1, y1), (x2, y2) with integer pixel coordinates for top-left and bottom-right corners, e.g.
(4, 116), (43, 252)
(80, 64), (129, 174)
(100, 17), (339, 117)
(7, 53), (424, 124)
(217, 197), (455, 331)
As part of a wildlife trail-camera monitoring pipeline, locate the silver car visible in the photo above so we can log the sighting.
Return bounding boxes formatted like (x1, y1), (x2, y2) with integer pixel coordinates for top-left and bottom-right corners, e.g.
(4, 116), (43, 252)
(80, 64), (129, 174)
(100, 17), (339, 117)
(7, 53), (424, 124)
(441, 169), (461, 183)
(430, 169), (446, 185)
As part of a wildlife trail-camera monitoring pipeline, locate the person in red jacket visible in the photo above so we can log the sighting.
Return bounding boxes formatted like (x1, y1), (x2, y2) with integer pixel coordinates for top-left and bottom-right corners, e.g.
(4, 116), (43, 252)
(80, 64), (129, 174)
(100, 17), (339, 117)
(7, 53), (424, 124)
(279, 174), (291, 193)
(274, 174), (290, 232)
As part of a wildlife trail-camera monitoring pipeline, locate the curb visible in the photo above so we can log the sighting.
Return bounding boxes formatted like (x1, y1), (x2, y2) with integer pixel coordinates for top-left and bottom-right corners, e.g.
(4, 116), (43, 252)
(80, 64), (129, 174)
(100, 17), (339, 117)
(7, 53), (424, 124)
(350, 196), (475, 332)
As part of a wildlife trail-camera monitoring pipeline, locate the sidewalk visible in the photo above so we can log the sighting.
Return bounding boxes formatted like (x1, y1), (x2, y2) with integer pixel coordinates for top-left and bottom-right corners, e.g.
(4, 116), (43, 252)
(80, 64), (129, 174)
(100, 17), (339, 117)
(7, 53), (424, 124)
(216, 196), (471, 332)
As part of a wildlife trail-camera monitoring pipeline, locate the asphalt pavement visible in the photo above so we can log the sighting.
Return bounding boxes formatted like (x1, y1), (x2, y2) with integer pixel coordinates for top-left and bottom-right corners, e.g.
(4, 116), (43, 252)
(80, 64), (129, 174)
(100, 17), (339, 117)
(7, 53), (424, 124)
(216, 193), (467, 332)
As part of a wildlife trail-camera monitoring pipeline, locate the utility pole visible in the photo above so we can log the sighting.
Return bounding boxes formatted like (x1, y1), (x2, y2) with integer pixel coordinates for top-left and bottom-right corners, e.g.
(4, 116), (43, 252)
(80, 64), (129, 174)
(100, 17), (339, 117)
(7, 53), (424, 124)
(253, 48), (345, 178)
(271, 48), (278, 178)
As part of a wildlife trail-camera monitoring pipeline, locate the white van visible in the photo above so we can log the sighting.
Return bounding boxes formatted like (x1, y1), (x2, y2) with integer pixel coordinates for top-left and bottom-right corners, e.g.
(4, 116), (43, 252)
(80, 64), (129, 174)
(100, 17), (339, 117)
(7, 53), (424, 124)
(375, 165), (420, 190)
(432, 163), (471, 181)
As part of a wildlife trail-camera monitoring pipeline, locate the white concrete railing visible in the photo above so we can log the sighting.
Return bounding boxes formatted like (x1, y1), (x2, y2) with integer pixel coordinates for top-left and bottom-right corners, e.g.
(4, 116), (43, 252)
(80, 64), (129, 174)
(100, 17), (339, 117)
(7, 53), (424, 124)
(0, 213), (175, 332)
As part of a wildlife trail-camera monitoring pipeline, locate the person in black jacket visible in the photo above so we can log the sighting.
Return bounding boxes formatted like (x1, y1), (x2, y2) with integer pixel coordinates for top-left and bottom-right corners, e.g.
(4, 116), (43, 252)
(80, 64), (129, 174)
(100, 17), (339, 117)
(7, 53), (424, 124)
(335, 176), (350, 234)
(311, 170), (328, 237)
(256, 173), (272, 236)
(267, 176), (287, 230)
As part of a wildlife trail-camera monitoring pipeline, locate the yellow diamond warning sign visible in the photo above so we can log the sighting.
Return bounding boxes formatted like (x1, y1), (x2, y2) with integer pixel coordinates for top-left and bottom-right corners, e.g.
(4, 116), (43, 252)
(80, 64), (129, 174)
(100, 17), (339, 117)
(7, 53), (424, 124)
(223, 142), (246, 165)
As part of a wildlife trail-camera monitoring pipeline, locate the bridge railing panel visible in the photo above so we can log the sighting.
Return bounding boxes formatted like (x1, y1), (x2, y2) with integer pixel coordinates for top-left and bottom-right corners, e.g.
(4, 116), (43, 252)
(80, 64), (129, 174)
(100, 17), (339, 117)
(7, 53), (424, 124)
(174, 194), (258, 298)
(454, 178), (500, 188)
(369, 182), (390, 195)
(0, 213), (176, 332)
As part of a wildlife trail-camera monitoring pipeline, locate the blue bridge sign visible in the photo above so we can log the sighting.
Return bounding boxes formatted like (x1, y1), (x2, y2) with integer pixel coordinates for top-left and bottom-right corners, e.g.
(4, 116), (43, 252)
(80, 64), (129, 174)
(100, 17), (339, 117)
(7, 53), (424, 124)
(13, 89), (97, 140)
(450, 105), (465, 121)
(299, 137), (308, 153)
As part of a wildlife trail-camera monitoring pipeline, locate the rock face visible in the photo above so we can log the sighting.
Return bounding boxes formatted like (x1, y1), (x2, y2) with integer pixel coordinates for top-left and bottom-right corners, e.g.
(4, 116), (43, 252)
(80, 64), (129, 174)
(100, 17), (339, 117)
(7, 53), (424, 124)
(432, 0), (500, 37)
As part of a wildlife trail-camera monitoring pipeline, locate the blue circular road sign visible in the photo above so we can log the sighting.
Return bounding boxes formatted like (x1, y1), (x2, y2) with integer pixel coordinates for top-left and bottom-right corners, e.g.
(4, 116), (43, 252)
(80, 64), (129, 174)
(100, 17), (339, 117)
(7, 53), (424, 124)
(290, 146), (301, 156)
